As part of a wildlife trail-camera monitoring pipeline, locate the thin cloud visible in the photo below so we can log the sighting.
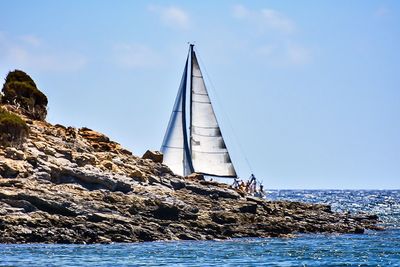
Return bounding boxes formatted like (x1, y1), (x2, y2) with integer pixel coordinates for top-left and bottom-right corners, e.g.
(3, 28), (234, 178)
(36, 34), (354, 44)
(257, 43), (277, 57)
(112, 43), (162, 69)
(0, 33), (87, 72)
(257, 42), (311, 67)
(261, 9), (295, 34)
(232, 5), (310, 67)
(286, 43), (310, 65)
(232, 4), (249, 19)
(8, 47), (86, 71)
(375, 7), (390, 17)
(19, 34), (42, 47)
(232, 5), (295, 34)
(148, 5), (190, 30)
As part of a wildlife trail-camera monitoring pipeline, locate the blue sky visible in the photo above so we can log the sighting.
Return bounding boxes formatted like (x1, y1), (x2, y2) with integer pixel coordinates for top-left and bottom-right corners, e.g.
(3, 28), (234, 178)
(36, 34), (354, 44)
(1, 1), (399, 189)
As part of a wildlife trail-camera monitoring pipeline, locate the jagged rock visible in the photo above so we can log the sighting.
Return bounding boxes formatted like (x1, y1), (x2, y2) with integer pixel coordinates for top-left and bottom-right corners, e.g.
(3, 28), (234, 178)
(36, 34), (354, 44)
(239, 203), (258, 214)
(169, 178), (186, 190)
(153, 202), (180, 220)
(128, 167), (144, 178)
(73, 152), (97, 167)
(0, 159), (28, 178)
(211, 211), (238, 224)
(77, 127), (126, 154)
(55, 165), (131, 192)
(148, 175), (161, 184)
(79, 127), (110, 143)
(43, 147), (56, 156)
(101, 160), (114, 170)
(34, 171), (52, 181)
(148, 175), (173, 189)
(111, 157), (124, 166)
(185, 182), (241, 199)
(5, 147), (25, 160)
(87, 212), (131, 223)
(33, 141), (47, 152)
(25, 146), (48, 162)
(2, 199), (38, 212)
(186, 172), (205, 181)
(128, 168), (147, 183)
(142, 150), (163, 163)
(54, 147), (72, 160)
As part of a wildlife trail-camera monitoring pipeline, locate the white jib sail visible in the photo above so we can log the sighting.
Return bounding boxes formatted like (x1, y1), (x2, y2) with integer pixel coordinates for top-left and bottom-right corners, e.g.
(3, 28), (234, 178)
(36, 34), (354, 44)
(190, 51), (237, 177)
(161, 59), (193, 176)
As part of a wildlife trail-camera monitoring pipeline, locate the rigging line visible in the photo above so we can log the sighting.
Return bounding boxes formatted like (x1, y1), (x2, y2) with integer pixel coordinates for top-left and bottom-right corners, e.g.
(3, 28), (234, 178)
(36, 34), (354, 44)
(195, 47), (254, 175)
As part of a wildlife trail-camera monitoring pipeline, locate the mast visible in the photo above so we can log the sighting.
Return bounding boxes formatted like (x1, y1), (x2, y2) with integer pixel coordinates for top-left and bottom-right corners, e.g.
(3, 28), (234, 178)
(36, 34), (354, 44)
(182, 46), (194, 175)
(189, 44), (194, 157)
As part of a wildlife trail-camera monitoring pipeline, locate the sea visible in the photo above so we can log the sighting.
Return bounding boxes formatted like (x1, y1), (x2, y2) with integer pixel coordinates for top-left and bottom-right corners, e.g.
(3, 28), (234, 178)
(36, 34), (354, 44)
(1, 190), (399, 266)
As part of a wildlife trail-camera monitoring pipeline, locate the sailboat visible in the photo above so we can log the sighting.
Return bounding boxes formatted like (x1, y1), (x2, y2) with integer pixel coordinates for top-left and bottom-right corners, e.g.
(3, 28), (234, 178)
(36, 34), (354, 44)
(161, 44), (237, 180)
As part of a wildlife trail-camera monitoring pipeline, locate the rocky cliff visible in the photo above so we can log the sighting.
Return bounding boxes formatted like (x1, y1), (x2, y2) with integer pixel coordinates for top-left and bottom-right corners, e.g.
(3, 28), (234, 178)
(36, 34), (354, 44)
(0, 71), (381, 244)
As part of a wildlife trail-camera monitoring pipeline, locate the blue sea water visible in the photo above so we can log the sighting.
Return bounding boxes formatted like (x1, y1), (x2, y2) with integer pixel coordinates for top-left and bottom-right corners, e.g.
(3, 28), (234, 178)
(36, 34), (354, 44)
(1, 190), (399, 266)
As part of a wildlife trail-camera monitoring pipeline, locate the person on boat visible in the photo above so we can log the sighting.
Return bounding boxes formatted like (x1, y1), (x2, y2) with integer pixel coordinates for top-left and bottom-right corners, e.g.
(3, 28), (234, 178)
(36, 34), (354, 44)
(245, 180), (250, 193)
(238, 180), (246, 193)
(249, 174), (256, 184)
(259, 184), (266, 198)
(246, 174), (257, 194)
(232, 178), (240, 189)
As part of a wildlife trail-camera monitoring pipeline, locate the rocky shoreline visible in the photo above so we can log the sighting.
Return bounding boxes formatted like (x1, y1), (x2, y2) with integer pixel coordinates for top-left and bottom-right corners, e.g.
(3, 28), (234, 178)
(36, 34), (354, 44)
(0, 71), (382, 244)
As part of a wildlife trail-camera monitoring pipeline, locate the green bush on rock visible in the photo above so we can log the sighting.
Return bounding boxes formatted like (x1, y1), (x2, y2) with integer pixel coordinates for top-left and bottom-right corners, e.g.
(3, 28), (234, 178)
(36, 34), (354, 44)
(0, 107), (28, 147)
(1, 70), (48, 120)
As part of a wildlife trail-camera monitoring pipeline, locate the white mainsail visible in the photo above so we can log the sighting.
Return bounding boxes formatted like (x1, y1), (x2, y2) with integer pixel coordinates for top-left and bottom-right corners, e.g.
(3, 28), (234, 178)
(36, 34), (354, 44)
(189, 50), (237, 177)
(161, 45), (237, 178)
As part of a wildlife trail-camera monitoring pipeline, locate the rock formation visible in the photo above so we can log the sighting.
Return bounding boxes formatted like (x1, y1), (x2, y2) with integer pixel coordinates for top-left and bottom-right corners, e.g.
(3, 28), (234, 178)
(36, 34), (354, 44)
(0, 71), (381, 244)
